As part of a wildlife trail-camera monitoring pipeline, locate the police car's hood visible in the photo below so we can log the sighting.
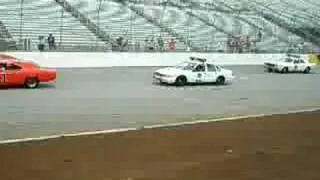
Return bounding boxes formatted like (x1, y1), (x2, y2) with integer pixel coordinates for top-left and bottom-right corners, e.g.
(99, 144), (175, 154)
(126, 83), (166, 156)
(155, 67), (184, 76)
(221, 68), (233, 75)
(264, 60), (290, 66)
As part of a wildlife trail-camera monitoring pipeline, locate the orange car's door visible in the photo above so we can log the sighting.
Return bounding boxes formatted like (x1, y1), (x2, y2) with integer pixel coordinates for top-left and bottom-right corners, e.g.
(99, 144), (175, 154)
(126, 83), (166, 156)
(5, 63), (26, 86)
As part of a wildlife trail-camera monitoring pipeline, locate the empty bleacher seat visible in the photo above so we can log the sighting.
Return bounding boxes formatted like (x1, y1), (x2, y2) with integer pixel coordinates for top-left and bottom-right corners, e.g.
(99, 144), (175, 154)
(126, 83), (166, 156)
(0, 0), (105, 50)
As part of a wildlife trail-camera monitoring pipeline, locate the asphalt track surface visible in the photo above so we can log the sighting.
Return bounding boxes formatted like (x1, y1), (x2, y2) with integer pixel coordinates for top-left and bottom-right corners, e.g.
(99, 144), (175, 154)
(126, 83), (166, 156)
(1, 65), (320, 141)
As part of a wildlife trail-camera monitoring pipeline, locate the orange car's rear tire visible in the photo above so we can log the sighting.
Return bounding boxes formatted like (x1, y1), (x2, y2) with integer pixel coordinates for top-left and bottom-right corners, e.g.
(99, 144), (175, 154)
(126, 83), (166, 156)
(24, 77), (39, 89)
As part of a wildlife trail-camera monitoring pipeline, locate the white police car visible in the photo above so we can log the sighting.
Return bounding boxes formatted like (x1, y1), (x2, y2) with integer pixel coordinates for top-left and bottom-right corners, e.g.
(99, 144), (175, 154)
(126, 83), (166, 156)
(264, 54), (313, 73)
(153, 57), (235, 86)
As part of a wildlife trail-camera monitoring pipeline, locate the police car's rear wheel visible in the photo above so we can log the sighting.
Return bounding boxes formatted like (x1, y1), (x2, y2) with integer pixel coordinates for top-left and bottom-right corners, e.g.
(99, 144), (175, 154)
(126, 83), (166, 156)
(24, 78), (39, 89)
(281, 67), (288, 73)
(303, 67), (311, 74)
(175, 76), (187, 86)
(216, 76), (225, 85)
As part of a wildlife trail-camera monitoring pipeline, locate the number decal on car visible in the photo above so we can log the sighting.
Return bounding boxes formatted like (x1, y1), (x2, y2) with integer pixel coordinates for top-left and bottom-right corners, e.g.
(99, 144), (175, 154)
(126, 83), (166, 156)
(0, 73), (7, 83)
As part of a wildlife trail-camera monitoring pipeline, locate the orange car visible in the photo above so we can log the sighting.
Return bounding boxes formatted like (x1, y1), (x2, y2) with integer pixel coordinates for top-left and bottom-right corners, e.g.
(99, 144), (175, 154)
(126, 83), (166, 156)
(0, 55), (56, 89)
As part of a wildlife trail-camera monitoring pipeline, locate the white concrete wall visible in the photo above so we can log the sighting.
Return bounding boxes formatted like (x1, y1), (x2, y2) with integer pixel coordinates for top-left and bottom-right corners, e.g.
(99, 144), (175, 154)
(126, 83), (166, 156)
(2, 52), (309, 68)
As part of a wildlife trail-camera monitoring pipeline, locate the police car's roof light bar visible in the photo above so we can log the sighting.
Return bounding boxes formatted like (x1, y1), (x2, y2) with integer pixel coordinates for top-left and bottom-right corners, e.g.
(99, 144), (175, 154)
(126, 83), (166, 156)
(287, 53), (301, 58)
(190, 56), (207, 62)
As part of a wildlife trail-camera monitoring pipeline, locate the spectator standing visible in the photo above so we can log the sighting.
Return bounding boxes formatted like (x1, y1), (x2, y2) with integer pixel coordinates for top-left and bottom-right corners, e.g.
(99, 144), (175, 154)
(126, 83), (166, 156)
(115, 36), (128, 52)
(47, 33), (56, 50)
(235, 36), (241, 53)
(239, 36), (246, 53)
(230, 37), (236, 53)
(148, 37), (155, 52)
(257, 29), (262, 42)
(157, 35), (164, 52)
(116, 36), (123, 51)
(38, 36), (45, 52)
(186, 46), (190, 52)
(168, 38), (176, 51)
(297, 42), (305, 53)
(143, 37), (148, 52)
(226, 35), (232, 53)
(245, 36), (251, 52)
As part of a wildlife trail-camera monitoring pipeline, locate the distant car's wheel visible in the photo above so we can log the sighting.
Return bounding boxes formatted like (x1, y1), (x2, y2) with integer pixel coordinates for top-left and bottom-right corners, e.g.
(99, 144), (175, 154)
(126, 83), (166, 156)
(24, 77), (39, 89)
(175, 76), (187, 86)
(281, 67), (288, 73)
(216, 76), (225, 85)
(303, 67), (311, 74)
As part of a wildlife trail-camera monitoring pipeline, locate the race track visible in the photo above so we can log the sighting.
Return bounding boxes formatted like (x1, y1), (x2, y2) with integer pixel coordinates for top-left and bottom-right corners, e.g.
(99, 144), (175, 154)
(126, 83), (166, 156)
(1, 65), (320, 141)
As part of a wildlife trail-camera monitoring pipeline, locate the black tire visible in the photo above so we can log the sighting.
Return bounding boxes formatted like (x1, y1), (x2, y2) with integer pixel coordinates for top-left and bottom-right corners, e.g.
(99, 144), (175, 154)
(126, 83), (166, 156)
(303, 67), (311, 74)
(24, 77), (39, 89)
(267, 68), (272, 72)
(281, 67), (288, 73)
(216, 76), (225, 85)
(175, 76), (187, 86)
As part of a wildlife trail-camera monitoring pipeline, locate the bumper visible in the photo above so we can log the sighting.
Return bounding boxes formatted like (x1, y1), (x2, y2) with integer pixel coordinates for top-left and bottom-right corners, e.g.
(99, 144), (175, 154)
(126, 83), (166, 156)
(223, 75), (236, 83)
(153, 75), (176, 84)
(264, 65), (280, 71)
(227, 75), (236, 82)
(38, 69), (57, 82)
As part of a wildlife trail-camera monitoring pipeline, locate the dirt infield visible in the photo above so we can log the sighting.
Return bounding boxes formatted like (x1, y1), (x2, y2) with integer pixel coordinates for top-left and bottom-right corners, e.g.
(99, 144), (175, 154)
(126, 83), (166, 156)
(1, 110), (320, 180)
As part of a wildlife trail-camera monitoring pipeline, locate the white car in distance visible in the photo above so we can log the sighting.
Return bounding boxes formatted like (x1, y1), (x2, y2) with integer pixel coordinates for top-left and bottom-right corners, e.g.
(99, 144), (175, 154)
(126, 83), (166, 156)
(153, 57), (235, 86)
(264, 54), (313, 73)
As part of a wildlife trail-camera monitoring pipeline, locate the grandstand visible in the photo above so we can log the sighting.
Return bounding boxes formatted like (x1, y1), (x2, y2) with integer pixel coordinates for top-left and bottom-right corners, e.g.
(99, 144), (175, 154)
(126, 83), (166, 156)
(67, 0), (187, 50)
(0, 0), (318, 52)
(0, 0), (106, 51)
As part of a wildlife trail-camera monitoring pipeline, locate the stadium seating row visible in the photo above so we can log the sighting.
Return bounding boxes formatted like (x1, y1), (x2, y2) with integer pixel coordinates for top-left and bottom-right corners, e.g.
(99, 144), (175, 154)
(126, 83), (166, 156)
(0, 0), (318, 52)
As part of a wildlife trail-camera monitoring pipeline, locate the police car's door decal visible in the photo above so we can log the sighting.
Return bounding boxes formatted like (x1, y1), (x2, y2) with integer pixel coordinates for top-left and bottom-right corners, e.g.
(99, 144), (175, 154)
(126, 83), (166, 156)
(196, 73), (203, 82)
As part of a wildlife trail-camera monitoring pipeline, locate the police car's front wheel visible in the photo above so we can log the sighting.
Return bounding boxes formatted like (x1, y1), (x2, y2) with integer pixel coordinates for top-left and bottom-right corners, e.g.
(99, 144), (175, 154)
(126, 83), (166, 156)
(24, 78), (39, 89)
(216, 76), (225, 86)
(175, 76), (187, 86)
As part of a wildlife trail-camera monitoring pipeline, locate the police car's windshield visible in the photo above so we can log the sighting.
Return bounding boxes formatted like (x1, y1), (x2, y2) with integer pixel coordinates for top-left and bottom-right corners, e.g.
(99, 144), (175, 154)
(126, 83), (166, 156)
(175, 61), (197, 70)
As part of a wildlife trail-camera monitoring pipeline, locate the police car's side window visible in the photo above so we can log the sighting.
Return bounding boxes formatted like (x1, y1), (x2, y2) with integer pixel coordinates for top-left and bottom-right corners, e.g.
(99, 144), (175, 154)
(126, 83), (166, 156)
(216, 66), (221, 71)
(299, 60), (305, 63)
(193, 64), (205, 72)
(294, 60), (299, 64)
(207, 64), (216, 72)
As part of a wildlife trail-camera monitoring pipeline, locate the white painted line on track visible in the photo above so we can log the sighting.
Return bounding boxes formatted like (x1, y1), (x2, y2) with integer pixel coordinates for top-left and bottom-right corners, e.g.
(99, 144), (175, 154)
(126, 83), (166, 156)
(239, 76), (249, 80)
(0, 107), (319, 145)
